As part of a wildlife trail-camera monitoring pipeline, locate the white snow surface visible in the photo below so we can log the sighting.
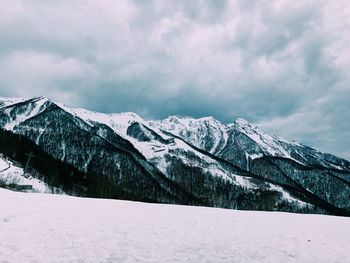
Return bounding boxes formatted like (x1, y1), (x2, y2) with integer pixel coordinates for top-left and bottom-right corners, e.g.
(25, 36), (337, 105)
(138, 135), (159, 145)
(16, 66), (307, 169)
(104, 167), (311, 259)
(0, 97), (26, 108)
(149, 116), (303, 161)
(0, 157), (55, 193)
(149, 116), (229, 154)
(0, 189), (349, 263)
(268, 184), (308, 207)
(0, 158), (8, 170)
(3, 97), (49, 131)
(58, 105), (144, 136)
(232, 118), (298, 159)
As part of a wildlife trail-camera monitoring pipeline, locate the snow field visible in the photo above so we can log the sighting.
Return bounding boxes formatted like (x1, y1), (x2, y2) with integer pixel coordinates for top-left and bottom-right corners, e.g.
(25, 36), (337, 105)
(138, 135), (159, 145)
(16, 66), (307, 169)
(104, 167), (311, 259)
(0, 189), (349, 263)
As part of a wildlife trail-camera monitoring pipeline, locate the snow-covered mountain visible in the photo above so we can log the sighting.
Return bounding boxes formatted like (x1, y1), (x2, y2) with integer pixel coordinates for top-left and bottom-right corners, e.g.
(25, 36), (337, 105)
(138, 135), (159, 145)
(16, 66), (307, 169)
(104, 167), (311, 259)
(1, 96), (349, 215)
(0, 96), (26, 108)
(149, 115), (350, 171)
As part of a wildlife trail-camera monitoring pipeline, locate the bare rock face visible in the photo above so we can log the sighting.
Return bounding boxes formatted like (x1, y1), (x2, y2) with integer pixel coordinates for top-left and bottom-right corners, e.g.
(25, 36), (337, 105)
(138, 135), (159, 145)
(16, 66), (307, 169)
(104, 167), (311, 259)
(1, 96), (349, 216)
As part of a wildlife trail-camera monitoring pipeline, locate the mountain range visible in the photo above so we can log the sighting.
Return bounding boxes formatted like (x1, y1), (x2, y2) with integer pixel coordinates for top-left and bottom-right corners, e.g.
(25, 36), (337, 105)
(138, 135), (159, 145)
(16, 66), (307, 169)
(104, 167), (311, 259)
(1, 96), (349, 216)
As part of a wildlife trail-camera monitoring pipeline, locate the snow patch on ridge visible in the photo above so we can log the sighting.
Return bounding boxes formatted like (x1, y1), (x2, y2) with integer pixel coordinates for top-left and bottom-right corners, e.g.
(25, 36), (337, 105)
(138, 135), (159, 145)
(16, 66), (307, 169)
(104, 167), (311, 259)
(233, 118), (296, 159)
(269, 184), (309, 208)
(3, 97), (49, 131)
(0, 97), (26, 108)
(59, 106), (144, 137)
(148, 115), (229, 154)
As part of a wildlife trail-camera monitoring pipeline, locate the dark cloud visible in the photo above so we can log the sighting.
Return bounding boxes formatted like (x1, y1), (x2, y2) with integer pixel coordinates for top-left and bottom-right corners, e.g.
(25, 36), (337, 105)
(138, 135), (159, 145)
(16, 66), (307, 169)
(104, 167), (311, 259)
(0, 0), (349, 159)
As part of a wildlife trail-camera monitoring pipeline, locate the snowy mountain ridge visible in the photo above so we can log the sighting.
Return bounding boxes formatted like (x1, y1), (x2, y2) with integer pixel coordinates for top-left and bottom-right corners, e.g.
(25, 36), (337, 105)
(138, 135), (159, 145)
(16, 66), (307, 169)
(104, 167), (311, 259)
(0, 96), (340, 167)
(63, 99), (347, 170)
(1, 96), (350, 216)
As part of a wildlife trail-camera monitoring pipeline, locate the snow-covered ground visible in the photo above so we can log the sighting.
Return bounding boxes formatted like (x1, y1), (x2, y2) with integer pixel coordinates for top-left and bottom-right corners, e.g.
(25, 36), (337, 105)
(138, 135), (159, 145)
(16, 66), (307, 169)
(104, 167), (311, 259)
(0, 189), (349, 263)
(0, 157), (53, 193)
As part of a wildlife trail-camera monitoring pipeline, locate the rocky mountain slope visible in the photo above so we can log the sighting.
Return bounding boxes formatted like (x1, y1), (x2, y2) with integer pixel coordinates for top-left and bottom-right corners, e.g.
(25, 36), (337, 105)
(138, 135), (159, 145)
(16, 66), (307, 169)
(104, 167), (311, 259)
(1, 96), (349, 215)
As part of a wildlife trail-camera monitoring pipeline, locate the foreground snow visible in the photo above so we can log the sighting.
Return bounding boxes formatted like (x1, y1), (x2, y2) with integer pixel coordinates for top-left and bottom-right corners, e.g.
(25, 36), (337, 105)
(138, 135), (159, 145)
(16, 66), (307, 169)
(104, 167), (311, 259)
(0, 189), (349, 263)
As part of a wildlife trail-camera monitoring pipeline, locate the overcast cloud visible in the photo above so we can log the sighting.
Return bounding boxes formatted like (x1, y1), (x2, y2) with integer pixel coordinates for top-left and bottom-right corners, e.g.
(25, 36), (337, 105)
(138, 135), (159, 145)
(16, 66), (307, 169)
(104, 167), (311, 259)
(0, 0), (349, 159)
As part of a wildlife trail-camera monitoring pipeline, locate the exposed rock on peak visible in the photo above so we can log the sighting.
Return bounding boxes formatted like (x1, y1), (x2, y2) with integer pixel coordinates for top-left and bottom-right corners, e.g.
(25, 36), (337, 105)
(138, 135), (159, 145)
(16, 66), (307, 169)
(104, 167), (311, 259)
(1, 96), (349, 216)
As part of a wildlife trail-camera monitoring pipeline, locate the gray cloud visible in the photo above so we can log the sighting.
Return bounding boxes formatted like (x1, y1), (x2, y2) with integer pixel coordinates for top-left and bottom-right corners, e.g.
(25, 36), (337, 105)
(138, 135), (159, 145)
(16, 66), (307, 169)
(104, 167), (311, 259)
(0, 0), (349, 159)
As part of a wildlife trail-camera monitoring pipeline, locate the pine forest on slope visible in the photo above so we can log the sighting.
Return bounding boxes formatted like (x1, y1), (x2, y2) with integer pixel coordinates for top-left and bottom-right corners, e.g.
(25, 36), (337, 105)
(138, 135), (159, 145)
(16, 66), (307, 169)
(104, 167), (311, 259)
(1, 96), (349, 216)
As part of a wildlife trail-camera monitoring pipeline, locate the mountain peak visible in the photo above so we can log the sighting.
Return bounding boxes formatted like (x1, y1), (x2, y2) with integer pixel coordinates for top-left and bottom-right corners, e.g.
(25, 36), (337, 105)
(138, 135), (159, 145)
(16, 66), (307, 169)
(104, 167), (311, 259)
(233, 118), (256, 128)
(110, 112), (142, 120)
(1, 95), (350, 216)
(198, 116), (218, 123)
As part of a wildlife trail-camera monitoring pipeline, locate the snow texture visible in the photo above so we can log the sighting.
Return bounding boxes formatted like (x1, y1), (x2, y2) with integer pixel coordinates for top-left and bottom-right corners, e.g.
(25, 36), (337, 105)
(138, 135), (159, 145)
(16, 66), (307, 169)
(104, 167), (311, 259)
(0, 157), (53, 193)
(0, 189), (349, 263)
(149, 115), (229, 154)
(232, 118), (295, 159)
(0, 97), (26, 108)
(56, 103), (144, 137)
(3, 97), (49, 131)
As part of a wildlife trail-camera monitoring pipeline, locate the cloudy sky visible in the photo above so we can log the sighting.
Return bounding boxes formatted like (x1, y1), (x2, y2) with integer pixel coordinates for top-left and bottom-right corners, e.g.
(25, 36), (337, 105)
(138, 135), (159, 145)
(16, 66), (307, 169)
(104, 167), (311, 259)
(0, 0), (349, 159)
